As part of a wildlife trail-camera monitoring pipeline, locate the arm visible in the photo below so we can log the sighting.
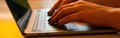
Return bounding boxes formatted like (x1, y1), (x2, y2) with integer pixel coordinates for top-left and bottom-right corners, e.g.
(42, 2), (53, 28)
(49, 1), (120, 30)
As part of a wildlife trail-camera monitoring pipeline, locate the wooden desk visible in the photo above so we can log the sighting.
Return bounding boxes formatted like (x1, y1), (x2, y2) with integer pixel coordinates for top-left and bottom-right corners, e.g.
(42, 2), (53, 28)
(28, 0), (120, 38)
(0, 0), (23, 38)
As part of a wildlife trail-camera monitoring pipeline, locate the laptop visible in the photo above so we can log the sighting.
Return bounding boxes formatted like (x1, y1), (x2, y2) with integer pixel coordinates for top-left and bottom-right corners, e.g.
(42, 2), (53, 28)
(6, 0), (120, 37)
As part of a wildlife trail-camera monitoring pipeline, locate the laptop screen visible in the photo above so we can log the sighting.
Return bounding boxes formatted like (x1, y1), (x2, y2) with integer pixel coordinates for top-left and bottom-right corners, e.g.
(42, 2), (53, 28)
(6, 0), (30, 22)
(6, 0), (32, 33)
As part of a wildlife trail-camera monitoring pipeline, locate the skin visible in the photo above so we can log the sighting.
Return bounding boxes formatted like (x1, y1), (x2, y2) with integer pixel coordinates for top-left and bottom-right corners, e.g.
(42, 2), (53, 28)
(48, 0), (120, 30)
(48, 0), (78, 16)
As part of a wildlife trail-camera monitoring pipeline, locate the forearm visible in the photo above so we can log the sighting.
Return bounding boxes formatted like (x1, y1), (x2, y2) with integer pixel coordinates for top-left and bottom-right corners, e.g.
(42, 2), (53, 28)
(106, 8), (120, 30)
(84, 0), (120, 8)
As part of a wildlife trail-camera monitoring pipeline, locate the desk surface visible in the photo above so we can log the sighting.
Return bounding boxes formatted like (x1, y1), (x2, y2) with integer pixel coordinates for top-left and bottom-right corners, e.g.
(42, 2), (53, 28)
(28, 0), (120, 38)
(0, 0), (23, 38)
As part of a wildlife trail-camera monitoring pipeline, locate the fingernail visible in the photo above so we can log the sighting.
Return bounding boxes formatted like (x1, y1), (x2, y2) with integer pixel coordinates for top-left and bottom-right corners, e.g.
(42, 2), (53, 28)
(48, 20), (52, 24)
(48, 18), (51, 22)
(47, 11), (50, 14)
(47, 12), (51, 16)
(48, 14), (52, 16)
(47, 12), (53, 16)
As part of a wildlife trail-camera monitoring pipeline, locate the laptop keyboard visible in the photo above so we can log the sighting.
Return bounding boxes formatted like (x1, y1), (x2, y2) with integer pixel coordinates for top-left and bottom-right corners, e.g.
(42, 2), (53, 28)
(32, 9), (46, 31)
(32, 9), (57, 32)
(32, 10), (40, 31)
(37, 9), (46, 31)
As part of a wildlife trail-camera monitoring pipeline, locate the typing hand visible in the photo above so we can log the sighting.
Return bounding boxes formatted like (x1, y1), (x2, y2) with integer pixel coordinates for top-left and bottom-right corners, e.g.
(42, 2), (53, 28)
(48, 1), (120, 30)
(48, 0), (78, 16)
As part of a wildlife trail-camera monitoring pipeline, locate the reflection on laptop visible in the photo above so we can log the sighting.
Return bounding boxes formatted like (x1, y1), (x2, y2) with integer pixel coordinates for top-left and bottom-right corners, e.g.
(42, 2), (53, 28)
(6, 0), (119, 37)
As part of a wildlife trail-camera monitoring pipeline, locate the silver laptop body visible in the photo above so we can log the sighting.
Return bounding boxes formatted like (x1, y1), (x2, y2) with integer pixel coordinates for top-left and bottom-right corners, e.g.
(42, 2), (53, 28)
(25, 9), (117, 36)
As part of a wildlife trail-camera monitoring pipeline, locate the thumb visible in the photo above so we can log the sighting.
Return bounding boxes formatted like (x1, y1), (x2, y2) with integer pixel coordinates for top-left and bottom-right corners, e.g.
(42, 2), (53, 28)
(58, 12), (83, 26)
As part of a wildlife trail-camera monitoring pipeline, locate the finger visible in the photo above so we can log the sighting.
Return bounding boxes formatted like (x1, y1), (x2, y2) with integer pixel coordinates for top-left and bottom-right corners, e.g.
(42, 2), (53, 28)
(50, 1), (86, 25)
(57, 12), (83, 26)
(49, 6), (75, 25)
(49, 6), (76, 25)
(49, 1), (86, 21)
(59, 0), (78, 7)
(48, 1), (81, 22)
(48, 0), (78, 16)
(48, 3), (75, 22)
(48, 0), (63, 16)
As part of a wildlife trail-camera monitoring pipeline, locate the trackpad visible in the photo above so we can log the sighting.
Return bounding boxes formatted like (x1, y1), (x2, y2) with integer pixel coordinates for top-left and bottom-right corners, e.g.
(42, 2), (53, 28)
(64, 22), (91, 31)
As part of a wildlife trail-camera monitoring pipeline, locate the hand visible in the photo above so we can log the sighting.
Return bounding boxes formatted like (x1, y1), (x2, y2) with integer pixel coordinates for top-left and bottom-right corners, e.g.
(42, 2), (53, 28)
(48, 0), (78, 16)
(49, 1), (120, 30)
